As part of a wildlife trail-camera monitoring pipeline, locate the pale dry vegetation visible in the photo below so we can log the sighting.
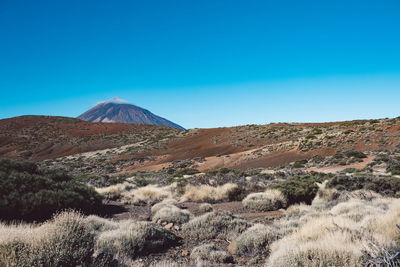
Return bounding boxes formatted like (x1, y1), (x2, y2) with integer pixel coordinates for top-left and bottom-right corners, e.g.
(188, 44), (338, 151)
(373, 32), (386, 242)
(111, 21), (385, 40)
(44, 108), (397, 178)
(182, 211), (249, 241)
(0, 211), (180, 266)
(190, 243), (233, 264)
(242, 189), (287, 211)
(152, 205), (192, 224)
(265, 190), (400, 267)
(181, 183), (239, 203)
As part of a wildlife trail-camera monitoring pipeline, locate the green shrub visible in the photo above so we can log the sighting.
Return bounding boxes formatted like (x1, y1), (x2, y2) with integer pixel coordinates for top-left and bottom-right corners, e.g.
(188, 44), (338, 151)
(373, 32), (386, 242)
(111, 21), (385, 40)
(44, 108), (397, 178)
(270, 175), (323, 205)
(293, 159), (307, 168)
(327, 174), (400, 197)
(345, 151), (367, 159)
(0, 159), (102, 221)
(387, 162), (400, 175)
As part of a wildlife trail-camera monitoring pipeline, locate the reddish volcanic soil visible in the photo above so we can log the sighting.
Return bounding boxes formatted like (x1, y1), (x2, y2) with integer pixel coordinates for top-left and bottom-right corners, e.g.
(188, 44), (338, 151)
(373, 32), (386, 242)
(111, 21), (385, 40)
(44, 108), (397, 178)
(0, 116), (180, 161)
(1, 116), (400, 172)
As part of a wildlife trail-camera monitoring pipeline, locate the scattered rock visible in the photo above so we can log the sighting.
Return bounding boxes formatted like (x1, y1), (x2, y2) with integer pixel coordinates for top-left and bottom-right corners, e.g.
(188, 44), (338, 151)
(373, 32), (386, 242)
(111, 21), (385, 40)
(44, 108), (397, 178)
(227, 241), (236, 254)
(165, 222), (173, 230)
(181, 249), (189, 257)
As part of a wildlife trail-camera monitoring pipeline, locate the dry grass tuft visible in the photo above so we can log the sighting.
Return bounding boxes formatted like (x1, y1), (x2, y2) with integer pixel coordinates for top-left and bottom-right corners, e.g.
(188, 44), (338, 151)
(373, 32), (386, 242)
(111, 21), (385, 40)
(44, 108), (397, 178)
(122, 184), (176, 205)
(152, 205), (192, 224)
(190, 243), (233, 263)
(199, 203), (213, 213)
(0, 211), (96, 267)
(95, 182), (135, 200)
(182, 183), (238, 203)
(182, 211), (249, 241)
(312, 180), (340, 205)
(242, 189), (287, 211)
(233, 224), (279, 257)
(150, 199), (179, 215)
(95, 220), (179, 261)
(266, 194), (400, 267)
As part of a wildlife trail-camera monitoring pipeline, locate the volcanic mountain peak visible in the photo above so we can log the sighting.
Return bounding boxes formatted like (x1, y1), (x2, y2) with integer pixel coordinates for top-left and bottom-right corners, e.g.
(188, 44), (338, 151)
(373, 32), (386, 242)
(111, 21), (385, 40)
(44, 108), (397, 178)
(100, 97), (131, 105)
(77, 98), (185, 130)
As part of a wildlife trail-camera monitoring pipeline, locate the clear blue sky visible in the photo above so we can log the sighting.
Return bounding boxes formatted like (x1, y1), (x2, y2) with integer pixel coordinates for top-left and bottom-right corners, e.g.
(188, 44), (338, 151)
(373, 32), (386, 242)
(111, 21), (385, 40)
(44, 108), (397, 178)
(1, 0), (400, 129)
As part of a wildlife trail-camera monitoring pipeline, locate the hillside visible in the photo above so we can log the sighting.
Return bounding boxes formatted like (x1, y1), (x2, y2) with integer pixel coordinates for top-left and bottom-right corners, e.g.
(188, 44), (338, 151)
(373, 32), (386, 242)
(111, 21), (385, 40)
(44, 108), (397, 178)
(0, 115), (184, 161)
(28, 116), (400, 176)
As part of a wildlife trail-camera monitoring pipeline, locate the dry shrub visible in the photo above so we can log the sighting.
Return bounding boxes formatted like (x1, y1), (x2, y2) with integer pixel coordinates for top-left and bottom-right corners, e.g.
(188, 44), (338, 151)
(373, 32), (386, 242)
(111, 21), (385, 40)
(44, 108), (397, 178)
(363, 199), (400, 243)
(0, 211), (96, 266)
(338, 189), (383, 202)
(95, 221), (179, 260)
(242, 189), (287, 211)
(182, 183), (238, 203)
(151, 199), (179, 215)
(266, 195), (400, 267)
(95, 182), (135, 200)
(199, 203), (213, 213)
(233, 224), (279, 257)
(267, 216), (368, 267)
(122, 184), (176, 205)
(182, 212), (249, 241)
(312, 180), (340, 206)
(190, 243), (233, 263)
(152, 205), (192, 224)
(330, 199), (386, 222)
(84, 215), (118, 233)
(285, 203), (313, 218)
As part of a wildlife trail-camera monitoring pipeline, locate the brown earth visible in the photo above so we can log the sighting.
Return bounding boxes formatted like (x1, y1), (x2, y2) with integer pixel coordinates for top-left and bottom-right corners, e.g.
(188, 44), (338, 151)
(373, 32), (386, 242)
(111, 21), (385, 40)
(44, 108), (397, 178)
(1, 116), (400, 172)
(0, 115), (181, 161)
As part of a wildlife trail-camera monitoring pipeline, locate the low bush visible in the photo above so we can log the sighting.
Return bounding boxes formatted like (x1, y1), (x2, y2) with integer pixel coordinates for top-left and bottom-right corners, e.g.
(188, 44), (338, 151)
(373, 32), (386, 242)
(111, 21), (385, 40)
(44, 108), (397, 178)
(198, 203), (213, 213)
(122, 184), (176, 205)
(0, 211), (97, 266)
(293, 159), (307, 168)
(345, 150), (367, 159)
(150, 199), (179, 215)
(387, 162), (400, 175)
(233, 224), (279, 257)
(0, 159), (102, 221)
(242, 190), (287, 211)
(95, 182), (135, 200)
(190, 243), (233, 264)
(96, 221), (179, 260)
(312, 180), (340, 205)
(152, 205), (192, 224)
(270, 175), (323, 205)
(182, 183), (239, 203)
(327, 174), (400, 197)
(182, 212), (249, 241)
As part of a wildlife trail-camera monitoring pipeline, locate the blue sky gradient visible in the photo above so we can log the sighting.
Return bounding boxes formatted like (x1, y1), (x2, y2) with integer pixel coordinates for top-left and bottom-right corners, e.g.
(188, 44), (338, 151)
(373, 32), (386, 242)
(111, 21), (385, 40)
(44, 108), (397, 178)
(1, 0), (400, 128)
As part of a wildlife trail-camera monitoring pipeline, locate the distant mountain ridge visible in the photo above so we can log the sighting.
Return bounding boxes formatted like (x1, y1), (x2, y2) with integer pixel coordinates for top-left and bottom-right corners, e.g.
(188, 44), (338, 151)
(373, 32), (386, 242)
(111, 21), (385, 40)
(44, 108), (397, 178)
(77, 97), (185, 130)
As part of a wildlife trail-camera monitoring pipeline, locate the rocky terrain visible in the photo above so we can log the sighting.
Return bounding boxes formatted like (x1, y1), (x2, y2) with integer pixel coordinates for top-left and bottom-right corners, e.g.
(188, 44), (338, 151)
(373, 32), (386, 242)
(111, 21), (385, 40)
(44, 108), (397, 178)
(34, 116), (400, 178)
(1, 116), (400, 266)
